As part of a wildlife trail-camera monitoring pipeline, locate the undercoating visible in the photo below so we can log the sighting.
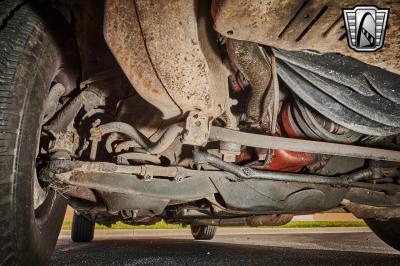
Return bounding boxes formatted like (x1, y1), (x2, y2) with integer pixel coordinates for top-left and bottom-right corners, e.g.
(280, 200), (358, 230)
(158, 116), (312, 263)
(212, 0), (400, 75)
(43, 0), (400, 224)
(50, 166), (349, 216)
(104, 0), (229, 120)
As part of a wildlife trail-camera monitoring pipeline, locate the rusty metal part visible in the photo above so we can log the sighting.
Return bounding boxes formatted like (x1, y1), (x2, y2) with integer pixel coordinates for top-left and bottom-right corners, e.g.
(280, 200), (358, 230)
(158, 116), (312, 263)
(36, 151), (72, 209)
(218, 98), (241, 162)
(226, 39), (272, 123)
(191, 214), (292, 226)
(62, 169), (215, 203)
(116, 153), (161, 165)
(235, 147), (257, 164)
(242, 214), (292, 226)
(46, 159), (237, 183)
(135, 0), (228, 117)
(342, 200), (400, 219)
(104, 0), (180, 119)
(104, 0), (229, 120)
(62, 186), (97, 202)
(45, 87), (105, 134)
(182, 111), (210, 146)
(45, 160), (345, 213)
(213, 0), (400, 75)
(209, 126), (400, 162)
(89, 119), (102, 160)
(46, 159), (400, 215)
(93, 121), (184, 154)
(219, 141), (241, 162)
(228, 71), (249, 94)
(48, 124), (80, 155)
(46, 162), (219, 201)
(223, 98), (240, 130)
(45, 158), (385, 190)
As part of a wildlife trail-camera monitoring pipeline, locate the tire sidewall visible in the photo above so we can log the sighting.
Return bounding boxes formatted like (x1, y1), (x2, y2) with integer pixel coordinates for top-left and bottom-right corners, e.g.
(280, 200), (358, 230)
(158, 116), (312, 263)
(5, 5), (77, 265)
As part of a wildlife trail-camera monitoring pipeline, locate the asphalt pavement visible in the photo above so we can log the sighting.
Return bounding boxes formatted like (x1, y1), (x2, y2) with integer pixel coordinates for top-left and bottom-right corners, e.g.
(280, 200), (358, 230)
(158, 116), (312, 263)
(51, 228), (400, 266)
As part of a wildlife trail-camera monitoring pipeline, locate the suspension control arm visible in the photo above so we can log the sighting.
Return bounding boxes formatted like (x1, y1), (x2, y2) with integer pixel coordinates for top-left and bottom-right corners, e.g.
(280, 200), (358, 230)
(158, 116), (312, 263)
(41, 156), (400, 193)
(209, 126), (400, 162)
(193, 151), (400, 192)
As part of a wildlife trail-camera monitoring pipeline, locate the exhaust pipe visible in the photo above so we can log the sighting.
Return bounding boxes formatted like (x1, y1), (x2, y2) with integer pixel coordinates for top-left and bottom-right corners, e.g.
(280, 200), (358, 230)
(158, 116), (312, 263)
(191, 214), (292, 227)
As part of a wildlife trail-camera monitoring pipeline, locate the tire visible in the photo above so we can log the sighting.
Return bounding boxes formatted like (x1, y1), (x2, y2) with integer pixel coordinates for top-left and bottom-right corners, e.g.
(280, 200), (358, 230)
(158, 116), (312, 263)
(71, 213), (95, 243)
(190, 225), (217, 240)
(365, 218), (400, 251)
(0, 2), (78, 265)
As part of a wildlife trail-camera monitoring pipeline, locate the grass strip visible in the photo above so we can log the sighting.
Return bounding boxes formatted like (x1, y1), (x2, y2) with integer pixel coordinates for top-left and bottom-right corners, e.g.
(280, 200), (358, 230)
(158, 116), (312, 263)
(62, 220), (367, 230)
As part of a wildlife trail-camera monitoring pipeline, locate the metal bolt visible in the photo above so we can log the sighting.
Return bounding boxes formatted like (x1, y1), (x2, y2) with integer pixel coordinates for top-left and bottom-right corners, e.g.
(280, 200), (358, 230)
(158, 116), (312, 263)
(144, 173), (153, 181)
(174, 176), (183, 183)
(242, 167), (253, 177)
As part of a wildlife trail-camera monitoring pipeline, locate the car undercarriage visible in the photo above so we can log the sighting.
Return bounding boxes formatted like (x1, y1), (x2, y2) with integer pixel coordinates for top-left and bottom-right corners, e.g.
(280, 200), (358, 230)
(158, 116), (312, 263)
(1, 0), (400, 264)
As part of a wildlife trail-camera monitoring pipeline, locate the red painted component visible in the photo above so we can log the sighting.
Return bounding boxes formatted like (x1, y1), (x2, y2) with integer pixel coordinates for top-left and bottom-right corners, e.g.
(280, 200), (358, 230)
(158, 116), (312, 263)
(252, 102), (317, 173)
(281, 101), (301, 138)
(235, 147), (256, 164)
(260, 149), (316, 173)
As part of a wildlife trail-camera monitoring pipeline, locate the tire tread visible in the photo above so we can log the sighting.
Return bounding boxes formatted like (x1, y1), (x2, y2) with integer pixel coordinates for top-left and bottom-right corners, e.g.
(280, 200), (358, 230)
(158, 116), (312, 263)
(190, 225), (216, 240)
(71, 213), (95, 243)
(0, 2), (65, 264)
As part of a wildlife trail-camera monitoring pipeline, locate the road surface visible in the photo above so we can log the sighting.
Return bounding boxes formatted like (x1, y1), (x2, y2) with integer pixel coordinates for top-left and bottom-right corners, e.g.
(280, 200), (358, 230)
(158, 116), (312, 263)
(51, 228), (400, 265)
